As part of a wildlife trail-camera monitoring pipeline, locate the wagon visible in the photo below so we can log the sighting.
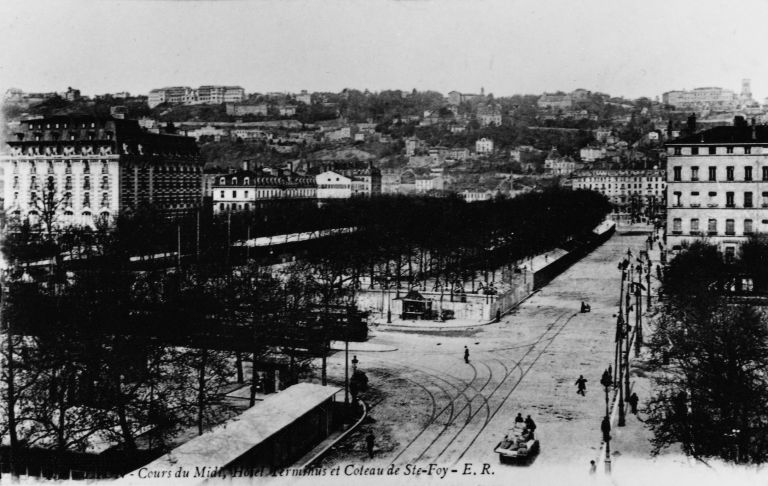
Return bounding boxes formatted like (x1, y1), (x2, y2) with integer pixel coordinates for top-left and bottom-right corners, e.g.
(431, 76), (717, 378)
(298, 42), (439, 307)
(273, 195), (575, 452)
(494, 423), (540, 465)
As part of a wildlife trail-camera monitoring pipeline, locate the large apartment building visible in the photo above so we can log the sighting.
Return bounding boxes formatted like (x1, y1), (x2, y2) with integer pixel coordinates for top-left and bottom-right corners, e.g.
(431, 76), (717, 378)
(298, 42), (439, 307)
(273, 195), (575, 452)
(662, 87), (739, 111)
(212, 169), (316, 214)
(1, 116), (203, 227)
(148, 85), (245, 108)
(572, 169), (666, 206)
(665, 123), (768, 256)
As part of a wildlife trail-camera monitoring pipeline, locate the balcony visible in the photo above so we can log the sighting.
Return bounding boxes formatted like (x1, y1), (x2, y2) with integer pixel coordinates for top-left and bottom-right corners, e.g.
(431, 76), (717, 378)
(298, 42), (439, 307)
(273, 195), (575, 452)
(725, 231), (736, 236)
(690, 231), (702, 236)
(707, 203), (719, 207)
(672, 230), (683, 235)
(708, 231), (718, 236)
(690, 203), (701, 207)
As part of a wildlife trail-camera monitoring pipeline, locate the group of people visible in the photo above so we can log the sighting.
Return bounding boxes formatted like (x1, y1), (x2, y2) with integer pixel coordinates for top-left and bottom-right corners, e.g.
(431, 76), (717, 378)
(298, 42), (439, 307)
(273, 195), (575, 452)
(514, 413), (537, 440)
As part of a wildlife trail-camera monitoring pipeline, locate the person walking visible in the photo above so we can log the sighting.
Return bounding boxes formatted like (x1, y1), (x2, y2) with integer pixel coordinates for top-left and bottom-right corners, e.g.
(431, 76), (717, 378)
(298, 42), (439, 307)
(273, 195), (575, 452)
(515, 413), (524, 423)
(365, 432), (375, 459)
(628, 392), (639, 414)
(575, 375), (588, 396)
(464, 345), (470, 364)
(601, 416), (611, 443)
(589, 460), (597, 474)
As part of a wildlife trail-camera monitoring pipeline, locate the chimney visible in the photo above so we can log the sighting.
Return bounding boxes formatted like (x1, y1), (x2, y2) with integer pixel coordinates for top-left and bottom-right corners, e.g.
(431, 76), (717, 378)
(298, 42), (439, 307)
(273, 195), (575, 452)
(242, 159), (251, 171)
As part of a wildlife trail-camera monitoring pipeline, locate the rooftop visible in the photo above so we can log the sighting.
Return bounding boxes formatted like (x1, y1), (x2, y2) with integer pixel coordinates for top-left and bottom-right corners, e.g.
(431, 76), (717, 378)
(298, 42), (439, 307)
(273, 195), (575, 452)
(667, 125), (768, 145)
(138, 383), (341, 473)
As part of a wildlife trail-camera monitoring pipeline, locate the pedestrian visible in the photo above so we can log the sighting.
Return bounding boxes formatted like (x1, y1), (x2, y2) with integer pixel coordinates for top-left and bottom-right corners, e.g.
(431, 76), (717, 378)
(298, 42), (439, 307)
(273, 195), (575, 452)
(589, 460), (596, 474)
(464, 345), (470, 364)
(515, 413), (524, 423)
(601, 416), (611, 443)
(352, 355), (359, 372)
(365, 432), (375, 459)
(628, 392), (639, 414)
(524, 415), (536, 435)
(496, 309), (501, 322)
(575, 375), (588, 396)
(656, 264), (662, 280)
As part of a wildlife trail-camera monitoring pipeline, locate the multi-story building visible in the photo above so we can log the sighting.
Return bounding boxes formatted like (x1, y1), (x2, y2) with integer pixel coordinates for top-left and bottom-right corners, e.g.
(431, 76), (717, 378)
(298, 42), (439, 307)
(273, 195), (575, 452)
(475, 137), (494, 154)
(212, 169), (317, 213)
(477, 105), (502, 127)
(537, 93), (573, 110)
(572, 169), (666, 206)
(405, 138), (425, 156)
(447, 89), (484, 106)
(415, 175), (445, 193)
(195, 85), (244, 104)
(579, 145), (607, 162)
(448, 147), (470, 160)
(665, 124), (768, 255)
(1, 116), (203, 226)
(460, 190), (495, 202)
(147, 89), (167, 108)
(148, 86), (244, 108)
(316, 171), (353, 199)
(315, 165), (381, 199)
(295, 90), (312, 105)
(226, 103), (268, 117)
(662, 87), (739, 111)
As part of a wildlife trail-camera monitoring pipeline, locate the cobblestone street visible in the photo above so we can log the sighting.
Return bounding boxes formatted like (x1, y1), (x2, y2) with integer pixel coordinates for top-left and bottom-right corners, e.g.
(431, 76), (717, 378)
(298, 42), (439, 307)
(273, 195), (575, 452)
(320, 229), (654, 484)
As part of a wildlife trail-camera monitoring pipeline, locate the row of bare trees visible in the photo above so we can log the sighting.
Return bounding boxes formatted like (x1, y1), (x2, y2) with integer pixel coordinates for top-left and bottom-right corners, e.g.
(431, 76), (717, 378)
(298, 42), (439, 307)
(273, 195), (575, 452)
(0, 251), (354, 477)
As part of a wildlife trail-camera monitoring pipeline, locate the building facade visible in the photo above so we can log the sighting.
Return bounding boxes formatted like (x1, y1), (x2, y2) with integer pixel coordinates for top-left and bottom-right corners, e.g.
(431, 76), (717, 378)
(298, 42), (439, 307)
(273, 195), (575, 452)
(316, 171), (353, 199)
(315, 166), (382, 199)
(665, 125), (768, 254)
(662, 87), (739, 110)
(2, 116), (203, 227)
(475, 137), (494, 154)
(572, 169), (666, 206)
(212, 169), (317, 213)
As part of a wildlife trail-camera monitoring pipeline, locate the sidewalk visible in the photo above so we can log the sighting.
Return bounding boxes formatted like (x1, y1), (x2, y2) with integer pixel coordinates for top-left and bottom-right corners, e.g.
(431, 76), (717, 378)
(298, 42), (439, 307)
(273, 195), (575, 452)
(597, 234), (663, 473)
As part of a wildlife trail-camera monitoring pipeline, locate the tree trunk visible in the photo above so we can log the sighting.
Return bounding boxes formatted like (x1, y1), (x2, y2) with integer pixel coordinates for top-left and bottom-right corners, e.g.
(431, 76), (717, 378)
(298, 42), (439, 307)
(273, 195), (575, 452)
(249, 352), (258, 407)
(235, 352), (244, 384)
(116, 373), (137, 451)
(5, 322), (19, 474)
(196, 348), (209, 436)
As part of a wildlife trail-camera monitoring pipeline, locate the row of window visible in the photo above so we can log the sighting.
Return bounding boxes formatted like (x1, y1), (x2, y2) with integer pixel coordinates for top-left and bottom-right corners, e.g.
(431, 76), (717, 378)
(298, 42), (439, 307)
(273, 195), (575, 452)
(671, 217), (757, 236)
(671, 146), (755, 155)
(672, 165), (768, 182)
(219, 202), (251, 211)
(29, 122), (97, 130)
(670, 190), (768, 208)
(16, 191), (111, 207)
(12, 160), (110, 174)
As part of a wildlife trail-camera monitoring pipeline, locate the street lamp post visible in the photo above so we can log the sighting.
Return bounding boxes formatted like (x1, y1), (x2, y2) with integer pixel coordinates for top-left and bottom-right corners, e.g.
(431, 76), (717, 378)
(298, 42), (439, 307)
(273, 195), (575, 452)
(617, 315), (626, 427)
(600, 368), (613, 417)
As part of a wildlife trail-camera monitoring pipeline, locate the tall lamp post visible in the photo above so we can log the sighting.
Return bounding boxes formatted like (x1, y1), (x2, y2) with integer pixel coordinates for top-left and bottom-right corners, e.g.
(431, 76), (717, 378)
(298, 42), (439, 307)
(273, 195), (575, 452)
(599, 368), (613, 476)
(616, 315), (626, 427)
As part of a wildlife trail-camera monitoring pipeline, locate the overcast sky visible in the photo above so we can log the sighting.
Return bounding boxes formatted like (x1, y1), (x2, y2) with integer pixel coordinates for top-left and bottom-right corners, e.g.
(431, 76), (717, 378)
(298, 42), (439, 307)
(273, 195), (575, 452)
(2, 0), (768, 100)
